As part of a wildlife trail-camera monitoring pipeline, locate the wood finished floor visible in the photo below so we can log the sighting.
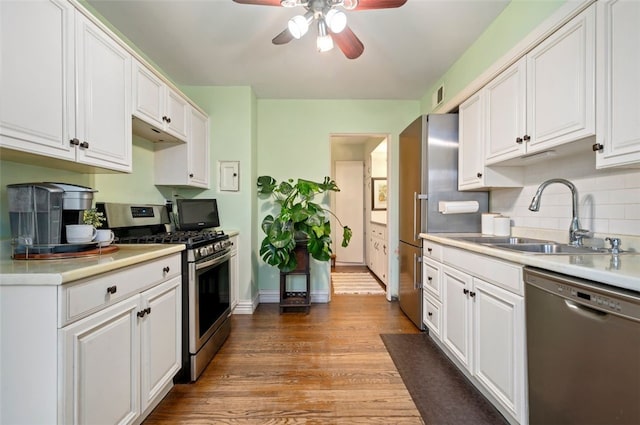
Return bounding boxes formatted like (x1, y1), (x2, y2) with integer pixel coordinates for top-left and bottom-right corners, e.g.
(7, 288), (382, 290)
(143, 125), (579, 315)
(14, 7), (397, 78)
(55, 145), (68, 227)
(144, 267), (423, 424)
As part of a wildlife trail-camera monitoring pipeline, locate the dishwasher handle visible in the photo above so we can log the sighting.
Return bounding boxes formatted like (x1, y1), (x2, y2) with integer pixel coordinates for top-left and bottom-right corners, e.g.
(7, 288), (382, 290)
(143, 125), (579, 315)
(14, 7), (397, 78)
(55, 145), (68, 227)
(564, 300), (608, 321)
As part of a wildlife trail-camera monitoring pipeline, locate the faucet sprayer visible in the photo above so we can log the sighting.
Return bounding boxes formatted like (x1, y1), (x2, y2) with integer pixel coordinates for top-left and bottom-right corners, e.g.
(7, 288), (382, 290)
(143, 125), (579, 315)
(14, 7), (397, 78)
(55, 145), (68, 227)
(529, 178), (591, 246)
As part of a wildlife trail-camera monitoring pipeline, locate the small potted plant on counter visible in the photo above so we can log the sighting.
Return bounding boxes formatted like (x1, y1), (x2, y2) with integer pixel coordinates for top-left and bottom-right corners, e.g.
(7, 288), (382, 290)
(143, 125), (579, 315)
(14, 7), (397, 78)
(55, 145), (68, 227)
(257, 176), (352, 272)
(83, 208), (106, 229)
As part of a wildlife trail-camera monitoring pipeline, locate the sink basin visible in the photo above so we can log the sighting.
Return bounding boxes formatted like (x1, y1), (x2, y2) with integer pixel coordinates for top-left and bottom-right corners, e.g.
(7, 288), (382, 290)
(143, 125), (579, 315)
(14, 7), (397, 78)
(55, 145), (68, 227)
(490, 243), (610, 254)
(451, 236), (553, 245)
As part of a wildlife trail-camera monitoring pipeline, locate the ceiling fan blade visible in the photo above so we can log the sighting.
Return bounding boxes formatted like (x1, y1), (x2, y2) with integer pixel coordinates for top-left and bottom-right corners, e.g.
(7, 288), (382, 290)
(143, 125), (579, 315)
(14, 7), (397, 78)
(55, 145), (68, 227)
(232, 0), (282, 5)
(272, 28), (294, 45)
(353, 0), (407, 10)
(332, 26), (364, 60)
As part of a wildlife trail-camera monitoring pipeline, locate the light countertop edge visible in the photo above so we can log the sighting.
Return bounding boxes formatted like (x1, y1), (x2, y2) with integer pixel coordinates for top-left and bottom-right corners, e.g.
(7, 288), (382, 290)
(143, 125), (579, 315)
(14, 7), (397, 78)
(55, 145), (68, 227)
(0, 244), (185, 286)
(421, 233), (640, 294)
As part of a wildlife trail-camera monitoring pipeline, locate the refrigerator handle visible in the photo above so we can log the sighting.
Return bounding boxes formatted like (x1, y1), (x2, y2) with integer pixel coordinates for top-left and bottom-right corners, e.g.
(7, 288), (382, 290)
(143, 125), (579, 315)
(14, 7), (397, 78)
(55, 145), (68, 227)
(413, 253), (423, 290)
(414, 193), (428, 240)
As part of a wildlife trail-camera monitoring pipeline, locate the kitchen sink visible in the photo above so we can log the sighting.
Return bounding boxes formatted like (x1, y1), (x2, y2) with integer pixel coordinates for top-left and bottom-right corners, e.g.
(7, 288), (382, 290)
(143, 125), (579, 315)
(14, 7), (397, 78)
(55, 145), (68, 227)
(490, 243), (610, 254)
(449, 235), (631, 255)
(451, 236), (554, 245)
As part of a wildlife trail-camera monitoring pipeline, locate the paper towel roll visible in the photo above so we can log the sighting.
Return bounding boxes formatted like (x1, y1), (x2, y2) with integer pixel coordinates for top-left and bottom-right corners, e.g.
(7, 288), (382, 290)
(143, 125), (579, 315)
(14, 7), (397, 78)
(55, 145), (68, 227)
(438, 201), (479, 214)
(493, 216), (511, 236)
(481, 213), (500, 235)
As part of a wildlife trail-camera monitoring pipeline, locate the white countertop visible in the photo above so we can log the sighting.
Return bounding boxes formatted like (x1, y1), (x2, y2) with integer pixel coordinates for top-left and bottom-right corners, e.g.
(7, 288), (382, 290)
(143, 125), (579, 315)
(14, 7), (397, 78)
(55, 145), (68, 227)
(0, 243), (185, 286)
(421, 233), (640, 294)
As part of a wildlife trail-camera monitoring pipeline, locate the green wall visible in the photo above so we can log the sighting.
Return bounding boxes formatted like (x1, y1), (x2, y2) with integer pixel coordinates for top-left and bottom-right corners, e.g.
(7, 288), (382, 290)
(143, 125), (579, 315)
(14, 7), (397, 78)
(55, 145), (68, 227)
(421, 0), (566, 113)
(255, 99), (419, 295)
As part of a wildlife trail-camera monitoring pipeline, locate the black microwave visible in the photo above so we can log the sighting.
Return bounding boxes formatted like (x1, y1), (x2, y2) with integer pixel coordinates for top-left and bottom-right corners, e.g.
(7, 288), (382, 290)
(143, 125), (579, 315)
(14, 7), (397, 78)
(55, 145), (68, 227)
(176, 198), (220, 230)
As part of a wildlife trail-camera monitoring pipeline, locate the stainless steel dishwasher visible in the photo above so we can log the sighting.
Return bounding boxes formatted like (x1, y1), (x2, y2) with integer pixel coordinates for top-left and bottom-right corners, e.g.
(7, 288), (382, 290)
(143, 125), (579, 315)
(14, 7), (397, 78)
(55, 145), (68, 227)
(525, 267), (640, 425)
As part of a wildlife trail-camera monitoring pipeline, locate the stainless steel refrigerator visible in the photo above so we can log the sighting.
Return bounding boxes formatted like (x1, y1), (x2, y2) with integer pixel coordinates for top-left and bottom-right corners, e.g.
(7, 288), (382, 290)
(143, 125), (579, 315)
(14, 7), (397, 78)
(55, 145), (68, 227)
(398, 114), (488, 330)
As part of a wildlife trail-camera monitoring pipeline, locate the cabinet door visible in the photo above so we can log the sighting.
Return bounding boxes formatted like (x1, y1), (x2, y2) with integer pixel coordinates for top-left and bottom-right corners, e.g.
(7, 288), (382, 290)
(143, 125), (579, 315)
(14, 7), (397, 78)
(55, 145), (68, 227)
(140, 277), (181, 413)
(441, 265), (473, 371)
(473, 278), (526, 424)
(595, 0), (640, 168)
(165, 89), (190, 141)
(458, 92), (484, 190)
(132, 59), (165, 129)
(484, 58), (527, 164)
(75, 13), (132, 172)
(60, 295), (140, 425)
(0, 0), (75, 161)
(188, 107), (210, 188)
(526, 5), (595, 153)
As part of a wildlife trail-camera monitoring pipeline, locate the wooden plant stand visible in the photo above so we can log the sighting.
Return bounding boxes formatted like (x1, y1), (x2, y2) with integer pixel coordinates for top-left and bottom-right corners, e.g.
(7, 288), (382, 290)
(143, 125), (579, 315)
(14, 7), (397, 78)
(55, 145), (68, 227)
(279, 241), (311, 314)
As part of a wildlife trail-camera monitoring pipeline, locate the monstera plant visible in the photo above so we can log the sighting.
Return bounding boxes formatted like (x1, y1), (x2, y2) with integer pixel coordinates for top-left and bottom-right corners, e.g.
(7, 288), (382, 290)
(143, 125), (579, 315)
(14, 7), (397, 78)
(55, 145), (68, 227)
(257, 176), (352, 273)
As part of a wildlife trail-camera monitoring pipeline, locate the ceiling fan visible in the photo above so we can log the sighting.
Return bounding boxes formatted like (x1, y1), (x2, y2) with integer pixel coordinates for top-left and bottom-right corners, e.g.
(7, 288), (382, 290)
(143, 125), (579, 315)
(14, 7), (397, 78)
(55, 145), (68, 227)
(232, 0), (407, 59)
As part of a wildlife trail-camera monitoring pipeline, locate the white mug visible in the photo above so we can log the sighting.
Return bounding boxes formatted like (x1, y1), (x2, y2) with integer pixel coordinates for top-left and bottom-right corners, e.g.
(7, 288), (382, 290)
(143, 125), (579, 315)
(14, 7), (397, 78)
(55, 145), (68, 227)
(95, 229), (115, 247)
(66, 224), (97, 243)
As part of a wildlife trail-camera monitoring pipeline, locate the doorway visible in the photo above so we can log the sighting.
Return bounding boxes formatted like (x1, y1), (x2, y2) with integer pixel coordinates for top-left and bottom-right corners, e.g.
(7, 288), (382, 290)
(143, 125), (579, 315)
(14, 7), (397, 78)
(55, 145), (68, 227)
(330, 135), (388, 280)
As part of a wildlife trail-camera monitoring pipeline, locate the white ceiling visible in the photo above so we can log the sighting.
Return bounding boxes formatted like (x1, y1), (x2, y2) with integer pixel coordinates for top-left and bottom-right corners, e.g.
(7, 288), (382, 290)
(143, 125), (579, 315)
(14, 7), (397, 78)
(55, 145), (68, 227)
(86, 0), (510, 100)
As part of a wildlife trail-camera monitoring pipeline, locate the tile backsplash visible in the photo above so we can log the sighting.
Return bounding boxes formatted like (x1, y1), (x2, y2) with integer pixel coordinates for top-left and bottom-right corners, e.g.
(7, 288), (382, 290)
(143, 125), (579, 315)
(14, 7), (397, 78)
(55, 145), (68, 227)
(490, 150), (640, 237)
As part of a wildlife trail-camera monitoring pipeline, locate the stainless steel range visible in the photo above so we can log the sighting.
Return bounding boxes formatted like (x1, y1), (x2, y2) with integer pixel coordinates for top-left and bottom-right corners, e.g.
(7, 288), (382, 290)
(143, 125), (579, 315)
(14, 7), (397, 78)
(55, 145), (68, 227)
(97, 202), (232, 382)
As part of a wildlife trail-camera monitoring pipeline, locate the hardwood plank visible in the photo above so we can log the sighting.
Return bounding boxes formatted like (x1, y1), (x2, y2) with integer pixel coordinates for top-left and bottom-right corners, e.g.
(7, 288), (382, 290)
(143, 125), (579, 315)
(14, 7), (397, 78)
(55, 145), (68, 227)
(144, 272), (423, 424)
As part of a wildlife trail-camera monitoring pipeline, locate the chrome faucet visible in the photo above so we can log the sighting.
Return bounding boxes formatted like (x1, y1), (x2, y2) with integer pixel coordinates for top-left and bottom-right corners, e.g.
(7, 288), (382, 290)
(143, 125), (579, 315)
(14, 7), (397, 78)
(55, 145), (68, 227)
(528, 178), (591, 246)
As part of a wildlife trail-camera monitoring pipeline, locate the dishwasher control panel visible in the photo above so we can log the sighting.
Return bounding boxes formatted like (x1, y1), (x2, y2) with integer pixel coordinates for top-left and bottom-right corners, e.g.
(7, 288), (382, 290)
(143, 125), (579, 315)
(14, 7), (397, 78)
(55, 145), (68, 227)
(525, 268), (640, 322)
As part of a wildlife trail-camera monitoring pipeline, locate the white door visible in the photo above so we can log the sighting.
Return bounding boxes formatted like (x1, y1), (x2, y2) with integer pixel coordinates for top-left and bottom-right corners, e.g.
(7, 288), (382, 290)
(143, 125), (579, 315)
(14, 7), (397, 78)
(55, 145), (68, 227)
(334, 161), (364, 264)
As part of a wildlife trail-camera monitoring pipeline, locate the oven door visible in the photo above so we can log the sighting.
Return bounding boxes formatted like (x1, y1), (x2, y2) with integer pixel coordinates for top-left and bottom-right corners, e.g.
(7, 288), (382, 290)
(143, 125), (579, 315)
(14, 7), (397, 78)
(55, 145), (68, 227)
(188, 250), (231, 353)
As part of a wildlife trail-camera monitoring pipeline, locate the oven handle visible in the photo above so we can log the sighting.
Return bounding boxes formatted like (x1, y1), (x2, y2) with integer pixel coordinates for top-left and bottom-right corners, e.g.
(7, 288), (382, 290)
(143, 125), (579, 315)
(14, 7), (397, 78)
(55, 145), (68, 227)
(195, 250), (231, 271)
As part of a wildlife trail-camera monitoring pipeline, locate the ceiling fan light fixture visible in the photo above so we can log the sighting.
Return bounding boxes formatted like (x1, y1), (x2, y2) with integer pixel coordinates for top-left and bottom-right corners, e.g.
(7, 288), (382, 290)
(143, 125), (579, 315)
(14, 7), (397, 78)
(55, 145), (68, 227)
(325, 9), (347, 33)
(288, 12), (312, 39)
(280, 0), (298, 7)
(341, 0), (358, 10)
(316, 19), (334, 52)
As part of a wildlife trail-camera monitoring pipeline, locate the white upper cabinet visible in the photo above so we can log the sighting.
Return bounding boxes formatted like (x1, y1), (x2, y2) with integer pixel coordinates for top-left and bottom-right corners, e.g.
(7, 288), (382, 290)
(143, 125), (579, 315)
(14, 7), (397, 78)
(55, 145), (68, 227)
(526, 5), (595, 153)
(485, 4), (595, 165)
(1, 0), (76, 161)
(595, 0), (640, 168)
(154, 106), (210, 188)
(484, 59), (527, 164)
(132, 59), (189, 143)
(0, 1), (132, 172)
(75, 12), (132, 172)
(458, 92), (523, 191)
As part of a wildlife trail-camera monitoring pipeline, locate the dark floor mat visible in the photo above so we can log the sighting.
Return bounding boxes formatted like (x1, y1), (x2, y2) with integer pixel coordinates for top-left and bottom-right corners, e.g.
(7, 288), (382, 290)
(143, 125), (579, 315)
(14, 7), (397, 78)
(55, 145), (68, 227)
(381, 333), (509, 425)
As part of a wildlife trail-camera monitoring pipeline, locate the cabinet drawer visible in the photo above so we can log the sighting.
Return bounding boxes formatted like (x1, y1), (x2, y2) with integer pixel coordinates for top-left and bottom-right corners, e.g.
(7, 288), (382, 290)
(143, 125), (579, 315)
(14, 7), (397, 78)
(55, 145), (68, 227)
(423, 292), (442, 340)
(422, 256), (441, 299)
(59, 253), (181, 326)
(443, 247), (523, 295)
(423, 241), (443, 262)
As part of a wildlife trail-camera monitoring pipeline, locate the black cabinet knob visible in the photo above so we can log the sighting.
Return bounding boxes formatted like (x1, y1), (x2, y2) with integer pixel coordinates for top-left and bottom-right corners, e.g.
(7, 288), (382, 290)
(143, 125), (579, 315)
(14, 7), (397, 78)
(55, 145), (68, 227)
(428, 312), (433, 317)
(106, 285), (117, 294)
(476, 172), (483, 178)
(516, 137), (523, 144)
(592, 143), (604, 152)
(523, 135), (531, 142)
(463, 288), (469, 295)
(163, 266), (170, 274)
(69, 138), (80, 146)
(79, 141), (89, 149)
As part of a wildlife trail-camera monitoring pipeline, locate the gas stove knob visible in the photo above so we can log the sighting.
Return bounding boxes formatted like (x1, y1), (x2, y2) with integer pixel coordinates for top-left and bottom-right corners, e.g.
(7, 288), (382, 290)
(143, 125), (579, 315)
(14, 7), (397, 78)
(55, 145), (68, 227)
(214, 242), (221, 251)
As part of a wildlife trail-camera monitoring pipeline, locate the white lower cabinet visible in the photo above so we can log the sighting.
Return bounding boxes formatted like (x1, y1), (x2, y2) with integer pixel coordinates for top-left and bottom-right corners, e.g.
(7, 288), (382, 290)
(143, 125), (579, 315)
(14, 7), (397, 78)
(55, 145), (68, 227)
(0, 253), (181, 425)
(431, 245), (526, 425)
(61, 275), (181, 425)
(368, 223), (387, 284)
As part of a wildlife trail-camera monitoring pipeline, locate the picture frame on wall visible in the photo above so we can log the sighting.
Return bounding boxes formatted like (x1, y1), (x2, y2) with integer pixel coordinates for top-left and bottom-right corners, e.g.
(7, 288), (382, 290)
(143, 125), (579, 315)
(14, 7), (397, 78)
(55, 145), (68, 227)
(371, 178), (387, 211)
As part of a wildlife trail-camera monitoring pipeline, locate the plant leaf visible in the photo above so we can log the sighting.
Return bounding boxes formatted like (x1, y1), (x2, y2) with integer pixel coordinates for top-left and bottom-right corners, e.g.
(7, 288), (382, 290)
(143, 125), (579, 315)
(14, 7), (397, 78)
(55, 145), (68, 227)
(257, 176), (277, 195)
